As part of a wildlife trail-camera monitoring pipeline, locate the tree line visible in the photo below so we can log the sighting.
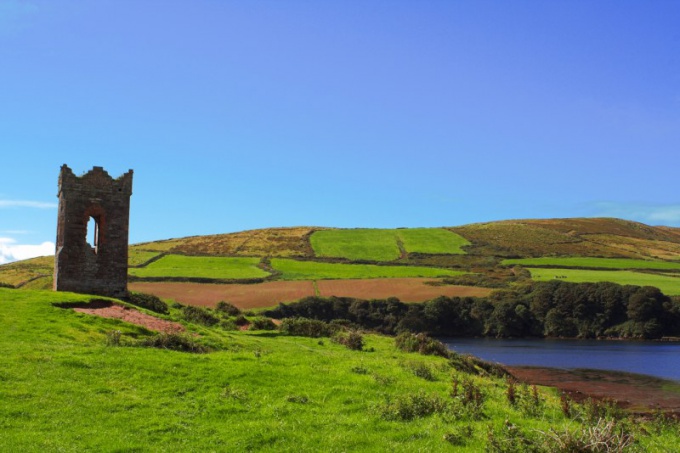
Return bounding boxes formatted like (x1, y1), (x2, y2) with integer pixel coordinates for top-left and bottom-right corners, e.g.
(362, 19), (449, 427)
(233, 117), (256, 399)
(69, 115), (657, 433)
(264, 280), (680, 339)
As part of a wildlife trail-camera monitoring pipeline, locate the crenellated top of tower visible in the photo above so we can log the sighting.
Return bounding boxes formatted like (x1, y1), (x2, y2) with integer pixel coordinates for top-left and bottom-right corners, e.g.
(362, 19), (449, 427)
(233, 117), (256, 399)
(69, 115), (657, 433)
(58, 164), (133, 197)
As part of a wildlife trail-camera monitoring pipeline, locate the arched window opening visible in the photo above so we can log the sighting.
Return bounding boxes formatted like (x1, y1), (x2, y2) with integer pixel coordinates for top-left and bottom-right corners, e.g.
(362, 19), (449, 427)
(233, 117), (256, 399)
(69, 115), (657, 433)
(87, 216), (100, 253)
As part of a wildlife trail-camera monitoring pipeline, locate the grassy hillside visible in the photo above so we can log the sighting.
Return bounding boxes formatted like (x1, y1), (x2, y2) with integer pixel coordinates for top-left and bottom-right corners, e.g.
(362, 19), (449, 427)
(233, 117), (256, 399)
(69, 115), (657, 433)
(4, 218), (680, 304)
(452, 217), (680, 259)
(2, 288), (677, 451)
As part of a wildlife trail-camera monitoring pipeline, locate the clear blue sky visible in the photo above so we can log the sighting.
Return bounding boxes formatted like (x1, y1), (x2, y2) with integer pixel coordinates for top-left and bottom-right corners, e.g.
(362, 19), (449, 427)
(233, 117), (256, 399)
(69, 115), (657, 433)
(1, 1), (679, 263)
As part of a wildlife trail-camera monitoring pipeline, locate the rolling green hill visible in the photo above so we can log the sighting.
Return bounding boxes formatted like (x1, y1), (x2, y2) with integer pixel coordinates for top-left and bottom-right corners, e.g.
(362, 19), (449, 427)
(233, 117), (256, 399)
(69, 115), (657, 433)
(3, 217), (680, 296)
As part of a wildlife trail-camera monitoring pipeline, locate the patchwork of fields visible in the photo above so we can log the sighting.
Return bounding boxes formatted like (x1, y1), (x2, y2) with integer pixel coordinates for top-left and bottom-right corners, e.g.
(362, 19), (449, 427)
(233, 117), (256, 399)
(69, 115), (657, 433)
(4, 219), (680, 309)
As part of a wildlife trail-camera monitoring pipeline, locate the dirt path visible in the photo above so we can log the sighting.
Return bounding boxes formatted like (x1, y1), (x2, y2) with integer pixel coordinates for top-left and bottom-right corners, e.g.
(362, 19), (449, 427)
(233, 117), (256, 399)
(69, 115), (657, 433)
(71, 301), (184, 333)
(508, 366), (680, 414)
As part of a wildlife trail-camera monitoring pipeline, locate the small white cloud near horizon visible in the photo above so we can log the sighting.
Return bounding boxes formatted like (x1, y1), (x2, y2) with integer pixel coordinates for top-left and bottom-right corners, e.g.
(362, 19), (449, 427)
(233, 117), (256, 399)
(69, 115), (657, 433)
(0, 200), (58, 209)
(590, 202), (680, 226)
(0, 238), (54, 265)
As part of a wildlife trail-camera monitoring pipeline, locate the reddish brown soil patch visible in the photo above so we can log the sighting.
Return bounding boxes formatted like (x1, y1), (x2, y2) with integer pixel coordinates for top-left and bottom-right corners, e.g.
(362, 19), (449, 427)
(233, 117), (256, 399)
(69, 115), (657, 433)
(71, 302), (184, 334)
(508, 366), (680, 414)
(131, 279), (492, 309)
(317, 278), (492, 302)
(130, 281), (315, 308)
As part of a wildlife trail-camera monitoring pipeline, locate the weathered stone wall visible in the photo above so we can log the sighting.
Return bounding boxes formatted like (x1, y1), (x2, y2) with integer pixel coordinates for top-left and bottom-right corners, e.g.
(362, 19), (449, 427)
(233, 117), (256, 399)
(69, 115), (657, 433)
(54, 165), (133, 298)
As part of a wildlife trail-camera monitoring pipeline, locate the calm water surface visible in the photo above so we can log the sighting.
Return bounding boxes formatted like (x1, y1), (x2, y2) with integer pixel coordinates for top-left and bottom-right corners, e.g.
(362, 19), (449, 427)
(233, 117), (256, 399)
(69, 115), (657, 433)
(442, 338), (680, 382)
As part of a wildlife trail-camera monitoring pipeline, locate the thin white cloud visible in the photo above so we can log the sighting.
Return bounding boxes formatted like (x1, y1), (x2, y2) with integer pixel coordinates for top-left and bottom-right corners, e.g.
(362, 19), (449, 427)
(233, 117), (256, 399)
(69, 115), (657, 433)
(590, 202), (680, 226)
(0, 200), (57, 209)
(0, 238), (54, 265)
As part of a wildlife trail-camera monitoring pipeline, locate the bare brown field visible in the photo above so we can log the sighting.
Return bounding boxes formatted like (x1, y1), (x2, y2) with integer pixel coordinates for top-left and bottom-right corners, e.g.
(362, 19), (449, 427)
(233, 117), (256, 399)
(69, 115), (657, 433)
(130, 278), (492, 309)
(129, 280), (316, 308)
(317, 278), (493, 302)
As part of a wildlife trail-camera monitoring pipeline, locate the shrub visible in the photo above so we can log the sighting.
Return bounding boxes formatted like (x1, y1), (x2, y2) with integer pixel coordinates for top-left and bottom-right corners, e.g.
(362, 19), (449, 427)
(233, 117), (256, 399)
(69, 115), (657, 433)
(234, 315), (249, 326)
(181, 305), (219, 326)
(443, 426), (474, 446)
(579, 398), (624, 424)
(517, 384), (543, 417)
(139, 333), (208, 353)
(506, 379), (517, 406)
(333, 330), (364, 351)
(394, 332), (451, 358)
(215, 300), (241, 316)
(402, 360), (437, 381)
(351, 366), (368, 375)
(128, 292), (169, 314)
(248, 317), (277, 331)
(487, 421), (539, 453)
(379, 391), (448, 421)
(451, 375), (485, 419)
(372, 374), (395, 386)
(218, 319), (238, 331)
(280, 317), (337, 337)
(105, 330), (122, 346)
(539, 419), (635, 452)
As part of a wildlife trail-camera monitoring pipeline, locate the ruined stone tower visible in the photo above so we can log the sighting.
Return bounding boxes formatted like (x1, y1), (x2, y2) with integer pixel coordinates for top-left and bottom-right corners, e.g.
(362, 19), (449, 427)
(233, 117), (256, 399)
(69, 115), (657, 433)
(54, 165), (133, 298)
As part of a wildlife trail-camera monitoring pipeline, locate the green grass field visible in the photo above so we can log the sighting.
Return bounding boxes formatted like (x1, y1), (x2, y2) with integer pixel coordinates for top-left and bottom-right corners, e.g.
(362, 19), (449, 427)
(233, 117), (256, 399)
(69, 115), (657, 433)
(310, 229), (401, 261)
(128, 250), (162, 266)
(397, 228), (470, 255)
(528, 268), (680, 295)
(505, 257), (680, 270)
(128, 255), (270, 279)
(271, 258), (466, 280)
(3, 288), (677, 451)
(310, 228), (469, 261)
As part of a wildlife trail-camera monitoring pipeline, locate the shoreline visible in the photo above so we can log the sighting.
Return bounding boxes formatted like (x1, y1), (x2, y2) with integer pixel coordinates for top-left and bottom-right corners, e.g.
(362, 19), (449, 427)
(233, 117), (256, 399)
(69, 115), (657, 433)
(507, 365), (680, 414)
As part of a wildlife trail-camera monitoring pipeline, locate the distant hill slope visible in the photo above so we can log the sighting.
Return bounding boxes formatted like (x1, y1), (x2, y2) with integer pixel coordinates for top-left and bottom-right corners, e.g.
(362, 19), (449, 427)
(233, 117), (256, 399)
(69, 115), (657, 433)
(3, 218), (680, 293)
(451, 217), (680, 260)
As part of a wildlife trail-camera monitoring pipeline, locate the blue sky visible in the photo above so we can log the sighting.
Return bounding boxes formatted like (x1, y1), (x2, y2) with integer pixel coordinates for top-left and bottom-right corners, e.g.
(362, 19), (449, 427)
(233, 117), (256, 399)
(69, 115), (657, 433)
(1, 1), (679, 263)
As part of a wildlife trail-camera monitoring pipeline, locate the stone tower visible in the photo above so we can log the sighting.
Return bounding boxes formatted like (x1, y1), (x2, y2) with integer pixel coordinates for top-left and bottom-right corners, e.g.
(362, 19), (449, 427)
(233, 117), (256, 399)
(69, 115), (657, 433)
(54, 165), (133, 298)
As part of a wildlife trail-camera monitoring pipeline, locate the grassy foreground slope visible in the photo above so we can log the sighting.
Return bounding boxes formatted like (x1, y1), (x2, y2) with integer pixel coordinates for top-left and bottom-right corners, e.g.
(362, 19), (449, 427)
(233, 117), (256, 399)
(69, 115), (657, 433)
(2, 288), (678, 451)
